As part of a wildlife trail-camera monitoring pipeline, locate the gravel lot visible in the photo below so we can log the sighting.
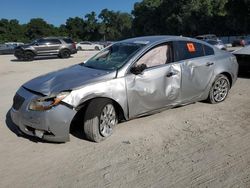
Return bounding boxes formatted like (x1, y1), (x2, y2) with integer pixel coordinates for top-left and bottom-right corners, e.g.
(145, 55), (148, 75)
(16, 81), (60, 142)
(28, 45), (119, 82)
(0, 51), (250, 188)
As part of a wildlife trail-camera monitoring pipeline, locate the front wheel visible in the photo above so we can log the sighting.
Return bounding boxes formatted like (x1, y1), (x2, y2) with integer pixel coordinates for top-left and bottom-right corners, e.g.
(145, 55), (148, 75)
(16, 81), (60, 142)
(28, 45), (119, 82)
(207, 74), (230, 104)
(84, 98), (117, 142)
(23, 51), (34, 61)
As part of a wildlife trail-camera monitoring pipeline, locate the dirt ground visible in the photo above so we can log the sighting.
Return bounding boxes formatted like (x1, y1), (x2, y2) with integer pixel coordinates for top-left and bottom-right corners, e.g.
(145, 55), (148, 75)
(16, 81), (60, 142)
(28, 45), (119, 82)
(0, 52), (250, 188)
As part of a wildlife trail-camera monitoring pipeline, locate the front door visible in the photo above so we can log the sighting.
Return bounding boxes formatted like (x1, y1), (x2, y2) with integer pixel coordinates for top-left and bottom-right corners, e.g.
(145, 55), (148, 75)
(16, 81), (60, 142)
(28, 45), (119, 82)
(125, 43), (182, 118)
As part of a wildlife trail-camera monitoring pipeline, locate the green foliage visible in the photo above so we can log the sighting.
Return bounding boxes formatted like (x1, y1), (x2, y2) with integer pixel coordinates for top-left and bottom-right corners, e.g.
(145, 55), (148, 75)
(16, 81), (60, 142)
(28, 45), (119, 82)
(0, 1), (250, 43)
(0, 19), (26, 42)
(133, 0), (250, 36)
(99, 9), (132, 40)
(25, 18), (58, 40)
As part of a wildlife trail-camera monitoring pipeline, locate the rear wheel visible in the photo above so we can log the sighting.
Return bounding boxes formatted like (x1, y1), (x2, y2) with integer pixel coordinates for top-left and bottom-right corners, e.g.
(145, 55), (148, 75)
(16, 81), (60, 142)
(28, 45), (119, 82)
(59, 49), (71, 58)
(84, 98), (117, 142)
(207, 74), (230, 104)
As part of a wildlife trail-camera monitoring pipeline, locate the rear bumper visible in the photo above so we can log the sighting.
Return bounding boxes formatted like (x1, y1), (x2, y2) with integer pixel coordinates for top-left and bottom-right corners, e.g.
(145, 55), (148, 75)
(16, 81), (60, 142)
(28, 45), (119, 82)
(10, 87), (77, 142)
(71, 49), (77, 54)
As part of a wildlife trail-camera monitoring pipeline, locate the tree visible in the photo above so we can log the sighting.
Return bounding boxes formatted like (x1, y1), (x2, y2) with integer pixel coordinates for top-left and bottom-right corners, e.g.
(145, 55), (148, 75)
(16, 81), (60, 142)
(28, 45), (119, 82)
(0, 19), (26, 42)
(132, 0), (163, 35)
(64, 17), (86, 41)
(99, 9), (133, 40)
(84, 12), (101, 41)
(225, 0), (250, 35)
(25, 18), (56, 40)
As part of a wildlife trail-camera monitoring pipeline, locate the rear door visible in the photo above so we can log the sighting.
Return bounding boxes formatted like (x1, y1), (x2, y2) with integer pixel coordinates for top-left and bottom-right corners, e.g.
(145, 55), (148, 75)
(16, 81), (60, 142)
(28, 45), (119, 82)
(125, 42), (182, 118)
(174, 41), (215, 102)
(46, 39), (62, 53)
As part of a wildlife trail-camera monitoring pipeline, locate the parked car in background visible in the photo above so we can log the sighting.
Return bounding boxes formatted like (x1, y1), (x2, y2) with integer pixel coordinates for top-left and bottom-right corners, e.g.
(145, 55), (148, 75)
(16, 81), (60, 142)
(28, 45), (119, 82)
(76, 41), (104, 51)
(233, 45), (250, 72)
(5, 42), (24, 47)
(232, 37), (249, 47)
(11, 36), (238, 143)
(98, 41), (114, 48)
(205, 39), (227, 50)
(14, 37), (77, 61)
(0, 44), (15, 55)
(196, 34), (218, 41)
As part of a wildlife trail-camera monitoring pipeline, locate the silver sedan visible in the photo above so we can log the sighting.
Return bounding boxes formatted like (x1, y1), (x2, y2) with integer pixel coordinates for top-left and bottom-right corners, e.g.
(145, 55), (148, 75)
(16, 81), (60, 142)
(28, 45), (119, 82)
(11, 36), (238, 142)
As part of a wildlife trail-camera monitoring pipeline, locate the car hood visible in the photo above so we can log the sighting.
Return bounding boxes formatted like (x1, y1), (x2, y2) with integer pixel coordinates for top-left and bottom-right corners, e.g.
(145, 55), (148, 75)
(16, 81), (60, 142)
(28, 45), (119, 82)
(23, 64), (116, 95)
(15, 44), (31, 49)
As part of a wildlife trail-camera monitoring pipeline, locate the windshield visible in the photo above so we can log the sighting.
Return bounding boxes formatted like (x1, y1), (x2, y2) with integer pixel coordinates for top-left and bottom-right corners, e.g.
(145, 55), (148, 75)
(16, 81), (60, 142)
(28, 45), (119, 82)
(82, 42), (145, 70)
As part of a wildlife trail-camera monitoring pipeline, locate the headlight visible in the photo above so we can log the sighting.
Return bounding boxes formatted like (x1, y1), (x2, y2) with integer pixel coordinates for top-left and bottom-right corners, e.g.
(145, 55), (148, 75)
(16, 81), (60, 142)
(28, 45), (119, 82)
(29, 92), (70, 111)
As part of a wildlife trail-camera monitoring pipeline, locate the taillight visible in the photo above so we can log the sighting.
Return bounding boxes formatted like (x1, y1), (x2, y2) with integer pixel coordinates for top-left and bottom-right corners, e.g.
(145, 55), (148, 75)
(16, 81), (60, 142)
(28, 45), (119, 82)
(72, 43), (76, 49)
(240, 40), (245, 46)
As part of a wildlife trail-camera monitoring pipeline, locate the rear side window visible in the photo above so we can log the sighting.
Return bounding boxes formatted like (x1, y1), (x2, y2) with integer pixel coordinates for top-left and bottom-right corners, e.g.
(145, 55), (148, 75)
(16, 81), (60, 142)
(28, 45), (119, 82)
(203, 44), (214, 56)
(48, 39), (61, 44)
(175, 41), (205, 61)
(63, 38), (74, 44)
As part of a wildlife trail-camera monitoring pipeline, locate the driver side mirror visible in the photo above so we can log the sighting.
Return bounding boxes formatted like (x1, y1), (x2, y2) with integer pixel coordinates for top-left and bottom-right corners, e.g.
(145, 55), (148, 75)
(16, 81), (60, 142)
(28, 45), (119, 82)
(130, 64), (147, 75)
(35, 43), (39, 46)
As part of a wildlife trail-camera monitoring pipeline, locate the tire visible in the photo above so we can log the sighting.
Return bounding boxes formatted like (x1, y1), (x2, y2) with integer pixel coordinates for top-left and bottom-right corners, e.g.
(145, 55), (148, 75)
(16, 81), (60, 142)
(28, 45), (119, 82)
(77, 46), (82, 51)
(59, 49), (71, 58)
(207, 74), (230, 104)
(94, 46), (100, 50)
(84, 98), (118, 142)
(23, 51), (34, 61)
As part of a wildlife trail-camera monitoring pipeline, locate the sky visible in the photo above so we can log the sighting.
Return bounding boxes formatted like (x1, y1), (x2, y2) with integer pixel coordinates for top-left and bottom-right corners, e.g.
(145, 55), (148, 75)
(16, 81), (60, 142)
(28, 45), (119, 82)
(0, 0), (141, 26)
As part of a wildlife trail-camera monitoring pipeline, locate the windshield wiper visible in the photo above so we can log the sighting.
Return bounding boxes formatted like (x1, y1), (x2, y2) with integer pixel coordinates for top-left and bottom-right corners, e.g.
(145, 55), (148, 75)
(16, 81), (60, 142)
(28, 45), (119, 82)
(81, 63), (95, 69)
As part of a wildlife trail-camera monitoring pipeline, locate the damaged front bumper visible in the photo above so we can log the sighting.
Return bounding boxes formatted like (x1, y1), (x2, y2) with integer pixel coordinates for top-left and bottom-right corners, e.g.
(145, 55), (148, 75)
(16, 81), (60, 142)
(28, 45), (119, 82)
(10, 87), (77, 142)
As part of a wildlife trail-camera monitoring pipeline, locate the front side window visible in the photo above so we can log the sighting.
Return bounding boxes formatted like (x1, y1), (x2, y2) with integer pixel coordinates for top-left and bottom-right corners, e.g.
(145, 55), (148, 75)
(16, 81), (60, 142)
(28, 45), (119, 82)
(35, 39), (47, 45)
(80, 42), (91, 45)
(82, 42), (145, 70)
(136, 43), (173, 68)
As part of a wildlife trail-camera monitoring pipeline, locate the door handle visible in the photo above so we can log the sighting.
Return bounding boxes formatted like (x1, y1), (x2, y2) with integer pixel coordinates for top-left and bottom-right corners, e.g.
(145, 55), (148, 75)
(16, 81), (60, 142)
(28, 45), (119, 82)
(166, 72), (177, 77)
(206, 62), (214, 66)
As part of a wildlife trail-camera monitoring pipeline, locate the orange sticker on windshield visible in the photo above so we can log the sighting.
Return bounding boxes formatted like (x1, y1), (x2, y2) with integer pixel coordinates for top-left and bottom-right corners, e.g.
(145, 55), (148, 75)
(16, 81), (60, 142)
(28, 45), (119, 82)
(187, 43), (196, 52)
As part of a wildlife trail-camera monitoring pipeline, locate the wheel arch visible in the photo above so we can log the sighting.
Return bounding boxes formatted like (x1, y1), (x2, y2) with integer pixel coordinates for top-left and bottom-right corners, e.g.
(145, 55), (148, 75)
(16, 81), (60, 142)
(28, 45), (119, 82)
(24, 49), (36, 55)
(59, 48), (71, 53)
(75, 97), (127, 122)
(219, 72), (232, 88)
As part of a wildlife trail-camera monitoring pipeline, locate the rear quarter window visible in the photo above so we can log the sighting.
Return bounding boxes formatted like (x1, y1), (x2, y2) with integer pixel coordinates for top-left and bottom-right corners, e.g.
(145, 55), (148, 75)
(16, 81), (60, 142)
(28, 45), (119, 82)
(48, 39), (61, 44)
(203, 44), (214, 56)
(63, 38), (74, 44)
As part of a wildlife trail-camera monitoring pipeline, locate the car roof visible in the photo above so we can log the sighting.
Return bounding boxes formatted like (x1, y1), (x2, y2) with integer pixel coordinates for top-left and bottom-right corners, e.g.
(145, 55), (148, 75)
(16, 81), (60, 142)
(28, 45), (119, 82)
(121, 35), (205, 46)
(42, 37), (71, 40)
(196, 34), (217, 37)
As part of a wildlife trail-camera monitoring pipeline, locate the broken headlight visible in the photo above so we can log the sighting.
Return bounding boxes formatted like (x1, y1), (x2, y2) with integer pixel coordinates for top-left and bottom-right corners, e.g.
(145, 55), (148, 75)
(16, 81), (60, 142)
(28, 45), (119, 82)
(29, 92), (70, 111)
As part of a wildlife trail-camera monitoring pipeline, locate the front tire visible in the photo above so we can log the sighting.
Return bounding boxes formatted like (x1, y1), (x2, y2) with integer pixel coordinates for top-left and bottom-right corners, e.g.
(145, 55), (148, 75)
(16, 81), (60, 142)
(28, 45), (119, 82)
(23, 51), (34, 61)
(94, 46), (100, 50)
(84, 98), (117, 142)
(207, 74), (230, 104)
